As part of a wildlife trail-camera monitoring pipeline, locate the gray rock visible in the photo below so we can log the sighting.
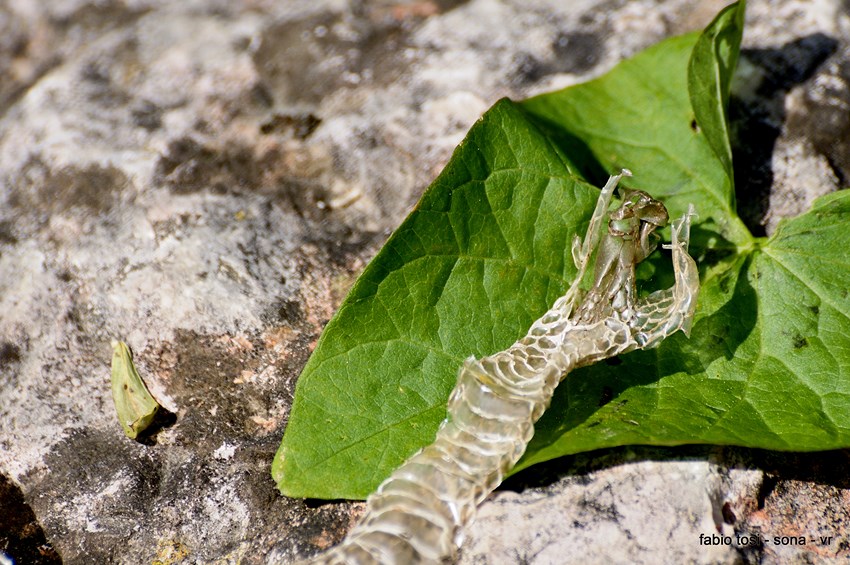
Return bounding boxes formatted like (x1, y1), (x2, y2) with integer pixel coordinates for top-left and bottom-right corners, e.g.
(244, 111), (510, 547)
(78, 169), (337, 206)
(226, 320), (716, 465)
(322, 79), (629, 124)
(1, 1), (848, 564)
(460, 450), (763, 565)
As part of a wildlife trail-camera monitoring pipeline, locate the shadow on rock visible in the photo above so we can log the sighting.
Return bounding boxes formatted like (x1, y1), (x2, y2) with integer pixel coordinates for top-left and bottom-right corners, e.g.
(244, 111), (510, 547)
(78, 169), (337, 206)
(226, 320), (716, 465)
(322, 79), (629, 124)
(731, 33), (838, 236)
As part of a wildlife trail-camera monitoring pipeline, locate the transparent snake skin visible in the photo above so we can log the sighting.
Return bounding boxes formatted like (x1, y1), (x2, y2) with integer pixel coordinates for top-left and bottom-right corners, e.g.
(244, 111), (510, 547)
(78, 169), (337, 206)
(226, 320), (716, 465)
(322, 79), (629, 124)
(303, 171), (700, 564)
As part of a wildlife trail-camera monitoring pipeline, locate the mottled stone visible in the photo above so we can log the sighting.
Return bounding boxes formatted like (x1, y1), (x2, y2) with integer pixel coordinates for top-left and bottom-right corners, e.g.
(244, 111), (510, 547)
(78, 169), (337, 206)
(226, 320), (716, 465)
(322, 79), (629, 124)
(1, 0), (849, 564)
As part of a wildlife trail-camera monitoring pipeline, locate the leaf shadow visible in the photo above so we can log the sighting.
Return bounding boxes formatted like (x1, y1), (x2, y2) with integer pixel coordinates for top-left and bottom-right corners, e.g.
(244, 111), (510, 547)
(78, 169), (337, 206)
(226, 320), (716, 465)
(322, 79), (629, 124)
(134, 406), (177, 446)
(635, 225), (738, 299)
(500, 445), (850, 497)
(731, 32), (838, 237)
(688, 225), (739, 265)
(0, 472), (63, 564)
(501, 444), (715, 492)
(673, 252), (758, 372)
(743, 448), (850, 491)
(521, 109), (608, 184)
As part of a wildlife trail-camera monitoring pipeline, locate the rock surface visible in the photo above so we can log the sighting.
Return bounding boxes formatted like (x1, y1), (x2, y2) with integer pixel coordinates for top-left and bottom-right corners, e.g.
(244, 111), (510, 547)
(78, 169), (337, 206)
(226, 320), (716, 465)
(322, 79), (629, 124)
(1, 0), (848, 564)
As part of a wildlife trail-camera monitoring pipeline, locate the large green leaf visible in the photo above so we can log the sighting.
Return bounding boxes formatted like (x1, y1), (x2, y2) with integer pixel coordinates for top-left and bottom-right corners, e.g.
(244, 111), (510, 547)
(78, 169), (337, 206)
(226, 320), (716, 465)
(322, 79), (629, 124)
(274, 0), (850, 500)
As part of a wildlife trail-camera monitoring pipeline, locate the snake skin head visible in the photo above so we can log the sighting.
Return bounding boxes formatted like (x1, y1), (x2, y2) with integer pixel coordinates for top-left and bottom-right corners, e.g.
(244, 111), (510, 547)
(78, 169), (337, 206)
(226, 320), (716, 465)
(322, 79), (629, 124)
(609, 187), (670, 262)
(614, 187), (669, 227)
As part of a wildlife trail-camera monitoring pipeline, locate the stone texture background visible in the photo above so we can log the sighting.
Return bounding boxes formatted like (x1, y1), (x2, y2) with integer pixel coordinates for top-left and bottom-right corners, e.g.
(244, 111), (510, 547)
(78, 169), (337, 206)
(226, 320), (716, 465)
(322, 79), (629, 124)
(1, 0), (849, 563)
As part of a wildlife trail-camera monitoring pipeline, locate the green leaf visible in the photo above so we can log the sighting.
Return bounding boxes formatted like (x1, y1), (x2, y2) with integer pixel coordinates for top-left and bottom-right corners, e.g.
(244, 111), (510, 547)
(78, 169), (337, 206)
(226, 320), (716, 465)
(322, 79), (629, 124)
(275, 0), (850, 500)
(111, 340), (161, 440)
(688, 0), (746, 181)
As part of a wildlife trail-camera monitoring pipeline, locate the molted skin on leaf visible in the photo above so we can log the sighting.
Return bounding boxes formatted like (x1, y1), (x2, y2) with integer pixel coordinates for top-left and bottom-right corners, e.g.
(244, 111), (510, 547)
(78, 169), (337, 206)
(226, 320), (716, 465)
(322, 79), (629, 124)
(303, 172), (701, 564)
